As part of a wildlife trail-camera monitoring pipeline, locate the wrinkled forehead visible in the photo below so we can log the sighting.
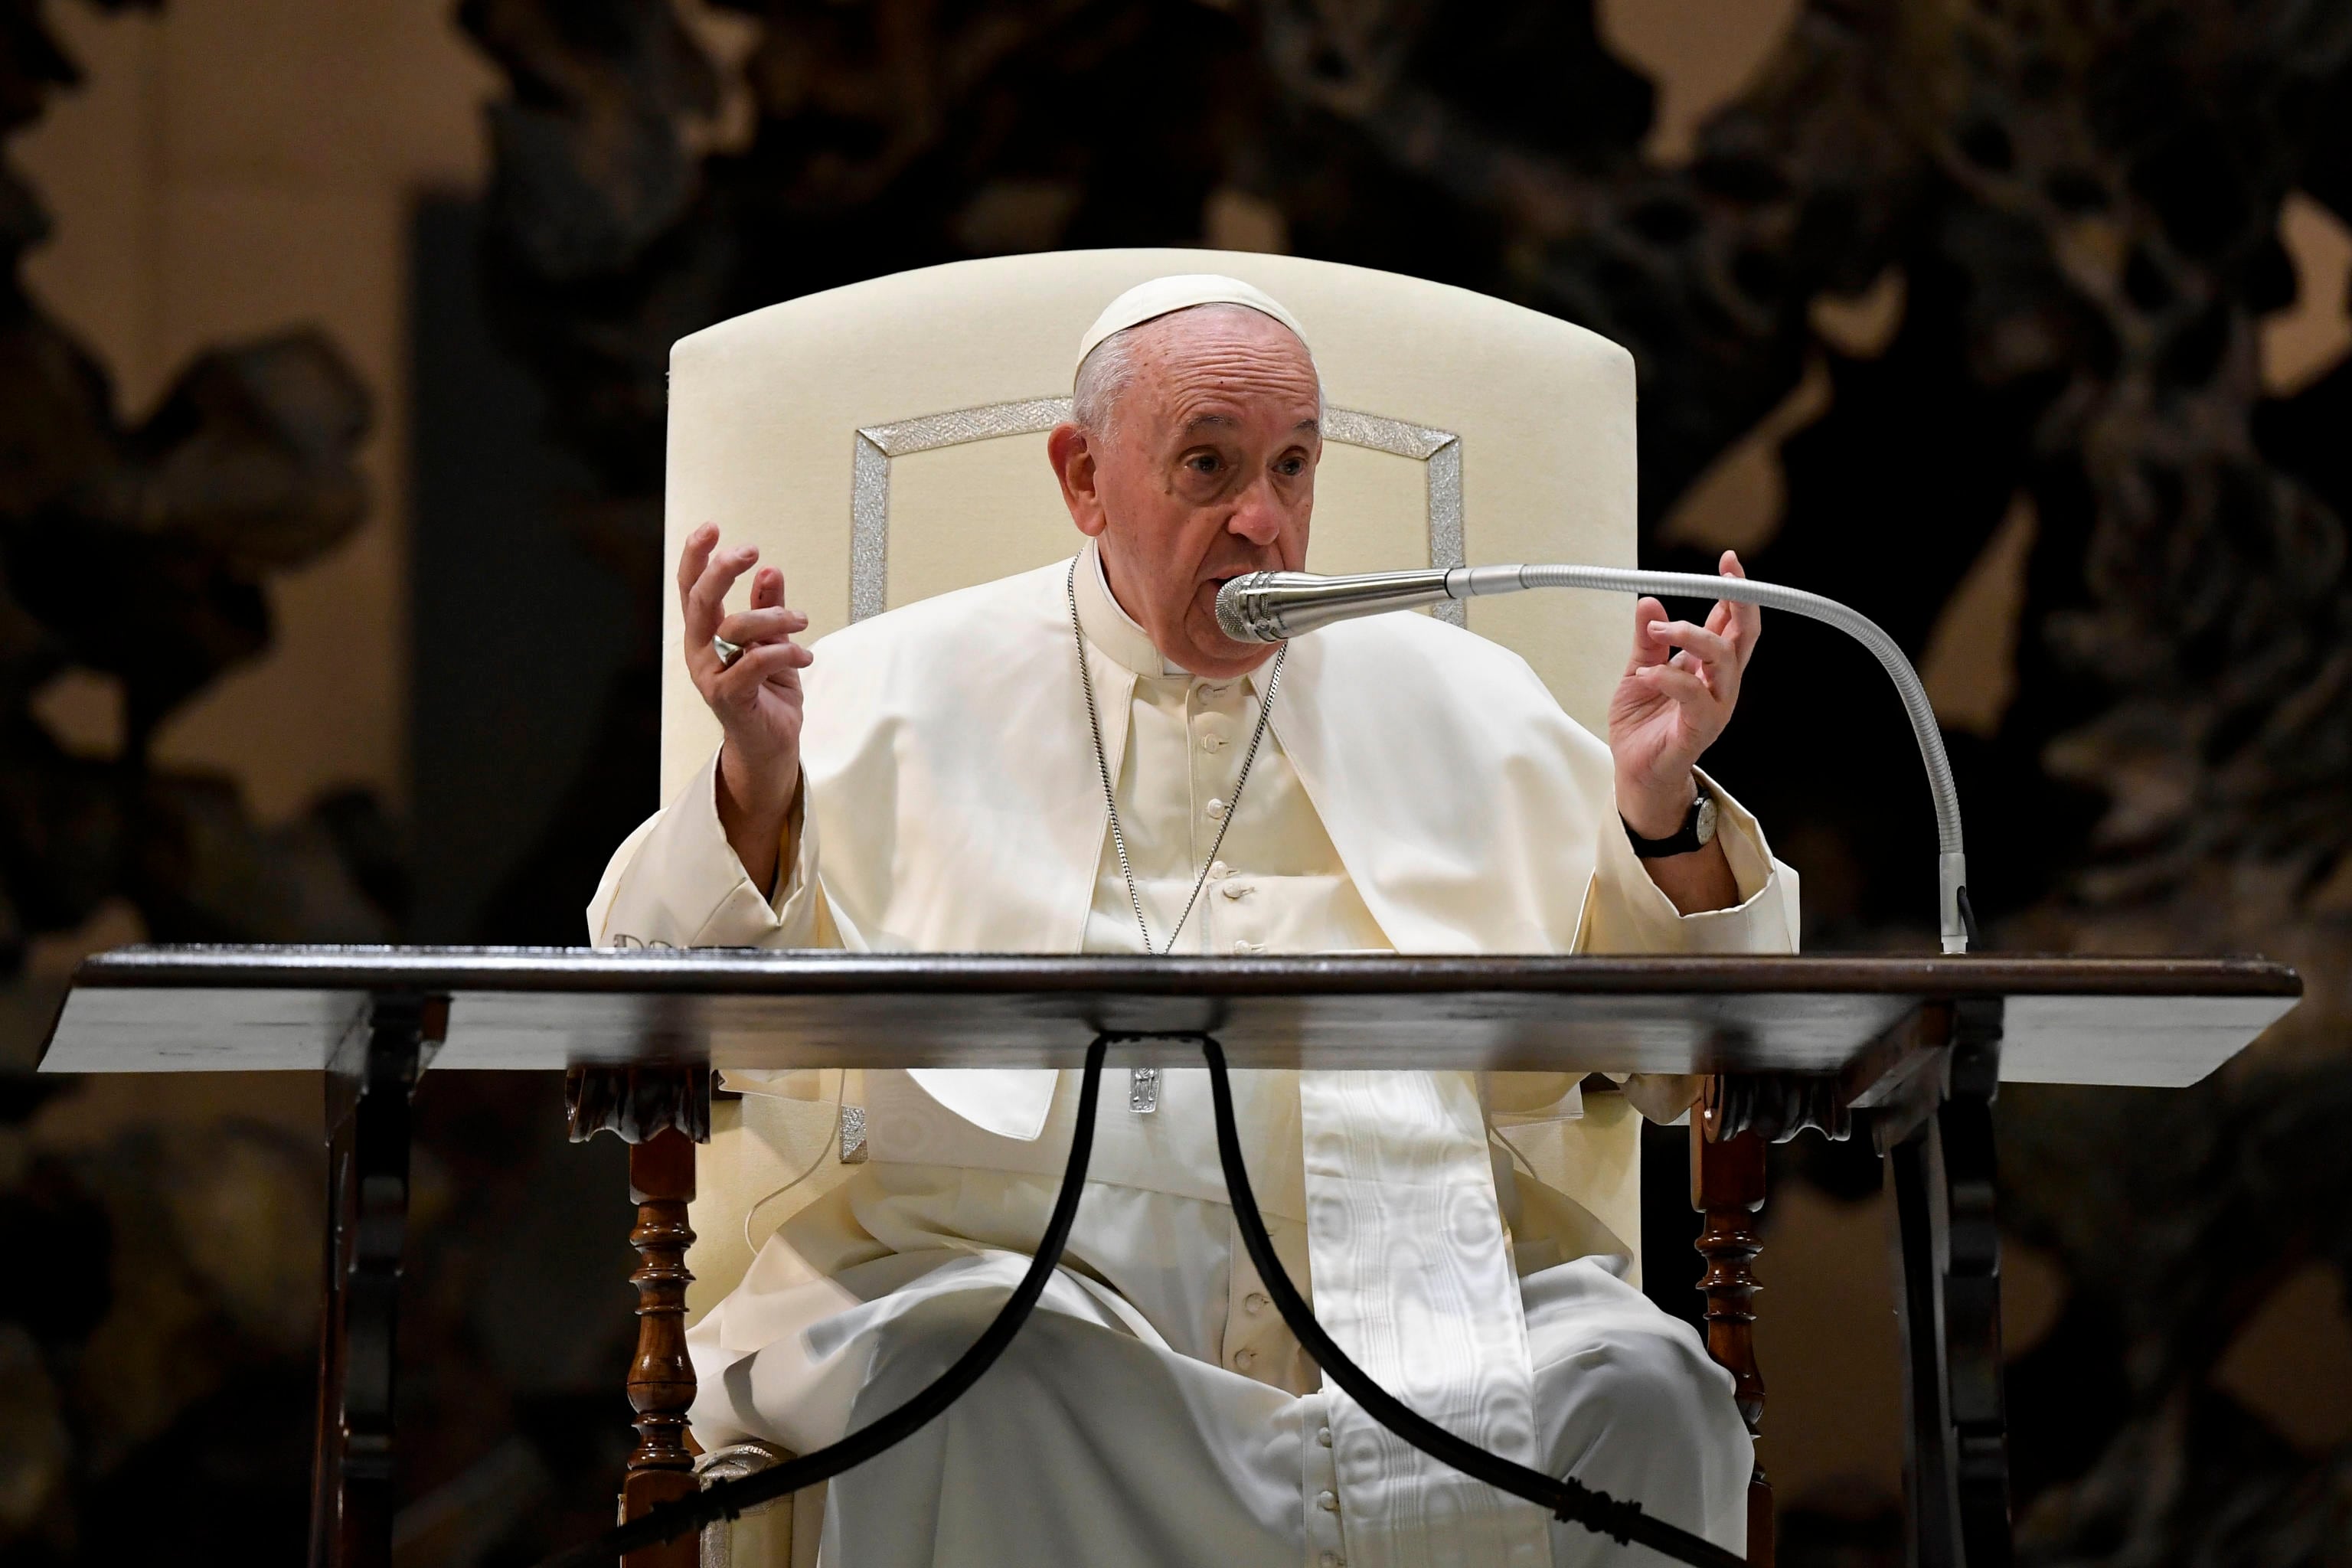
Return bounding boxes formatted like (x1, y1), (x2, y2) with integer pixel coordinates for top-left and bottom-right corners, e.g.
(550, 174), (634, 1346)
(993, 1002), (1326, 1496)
(1129, 302), (1315, 374)
(1123, 305), (1323, 433)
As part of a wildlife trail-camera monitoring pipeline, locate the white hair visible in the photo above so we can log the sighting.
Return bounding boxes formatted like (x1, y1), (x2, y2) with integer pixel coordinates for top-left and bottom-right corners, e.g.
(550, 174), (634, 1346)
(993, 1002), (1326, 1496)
(1071, 325), (1141, 436)
(1071, 303), (1322, 439)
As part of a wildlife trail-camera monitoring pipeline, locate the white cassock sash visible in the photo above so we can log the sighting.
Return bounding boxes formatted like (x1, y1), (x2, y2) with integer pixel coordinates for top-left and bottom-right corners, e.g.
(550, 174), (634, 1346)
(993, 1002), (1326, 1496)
(1300, 1071), (1551, 1566)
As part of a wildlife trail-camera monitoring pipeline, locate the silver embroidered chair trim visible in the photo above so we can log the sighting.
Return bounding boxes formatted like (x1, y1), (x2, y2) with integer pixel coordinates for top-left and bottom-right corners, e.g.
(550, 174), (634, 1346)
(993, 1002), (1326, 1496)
(850, 398), (1465, 625)
(694, 1442), (795, 1568)
(838, 1102), (868, 1164)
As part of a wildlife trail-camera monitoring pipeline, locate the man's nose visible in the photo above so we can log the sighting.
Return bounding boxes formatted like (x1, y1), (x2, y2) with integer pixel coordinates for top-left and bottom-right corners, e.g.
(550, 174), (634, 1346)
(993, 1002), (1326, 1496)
(1227, 477), (1285, 546)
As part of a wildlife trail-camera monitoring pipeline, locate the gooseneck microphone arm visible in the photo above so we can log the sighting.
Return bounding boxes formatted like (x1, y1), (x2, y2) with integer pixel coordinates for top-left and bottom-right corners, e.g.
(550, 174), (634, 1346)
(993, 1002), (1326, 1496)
(1217, 564), (1974, 955)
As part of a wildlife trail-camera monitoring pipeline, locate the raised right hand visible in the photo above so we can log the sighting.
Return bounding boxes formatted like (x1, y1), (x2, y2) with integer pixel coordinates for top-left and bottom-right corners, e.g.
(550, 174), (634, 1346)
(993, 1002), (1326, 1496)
(679, 522), (812, 887)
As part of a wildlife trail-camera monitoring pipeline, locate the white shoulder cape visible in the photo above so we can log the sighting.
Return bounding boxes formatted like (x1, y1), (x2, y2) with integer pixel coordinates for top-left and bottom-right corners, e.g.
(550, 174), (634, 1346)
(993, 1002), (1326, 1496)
(776, 558), (1795, 1136)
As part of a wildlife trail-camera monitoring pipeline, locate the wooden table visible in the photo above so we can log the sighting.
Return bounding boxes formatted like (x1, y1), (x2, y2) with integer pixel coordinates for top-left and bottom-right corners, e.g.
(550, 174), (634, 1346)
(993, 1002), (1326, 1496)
(39, 946), (2302, 1568)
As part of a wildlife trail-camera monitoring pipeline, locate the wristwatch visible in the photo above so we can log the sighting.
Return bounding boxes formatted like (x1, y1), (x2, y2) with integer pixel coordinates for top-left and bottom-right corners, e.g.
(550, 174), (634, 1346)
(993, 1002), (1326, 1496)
(1623, 784), (1718, 859)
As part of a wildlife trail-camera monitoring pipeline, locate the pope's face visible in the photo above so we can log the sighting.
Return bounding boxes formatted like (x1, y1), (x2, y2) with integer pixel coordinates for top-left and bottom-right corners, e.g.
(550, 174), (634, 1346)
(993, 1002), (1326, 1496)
(1047, 307), (1319, 678)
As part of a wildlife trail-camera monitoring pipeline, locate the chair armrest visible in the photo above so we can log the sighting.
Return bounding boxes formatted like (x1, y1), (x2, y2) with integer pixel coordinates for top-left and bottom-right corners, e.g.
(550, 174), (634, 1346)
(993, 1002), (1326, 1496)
(694, 1442), (801, 1568)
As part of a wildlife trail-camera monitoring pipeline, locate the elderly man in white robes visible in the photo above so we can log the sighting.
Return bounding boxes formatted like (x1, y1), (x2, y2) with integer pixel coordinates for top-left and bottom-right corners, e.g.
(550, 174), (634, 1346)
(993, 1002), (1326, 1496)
(591, 275), (1796, 1568)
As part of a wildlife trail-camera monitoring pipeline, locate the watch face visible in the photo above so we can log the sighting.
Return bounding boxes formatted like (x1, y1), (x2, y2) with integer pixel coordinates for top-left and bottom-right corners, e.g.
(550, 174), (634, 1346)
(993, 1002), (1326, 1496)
(1694, 792), (1720, 846)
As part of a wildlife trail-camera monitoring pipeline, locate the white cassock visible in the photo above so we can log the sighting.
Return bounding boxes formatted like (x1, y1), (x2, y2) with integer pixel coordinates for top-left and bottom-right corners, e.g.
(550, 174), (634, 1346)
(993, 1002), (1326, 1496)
(591, 539), (1799, 1568)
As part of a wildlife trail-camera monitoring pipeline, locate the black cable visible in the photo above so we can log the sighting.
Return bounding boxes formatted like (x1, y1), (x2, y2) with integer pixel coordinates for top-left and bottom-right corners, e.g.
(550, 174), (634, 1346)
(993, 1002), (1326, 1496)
(1200, 1034), (1749, 1568)
(528, 1034), (1109, 1568)
(532, 1031), (1741, 1568)
(1958, 884), (1984, 951)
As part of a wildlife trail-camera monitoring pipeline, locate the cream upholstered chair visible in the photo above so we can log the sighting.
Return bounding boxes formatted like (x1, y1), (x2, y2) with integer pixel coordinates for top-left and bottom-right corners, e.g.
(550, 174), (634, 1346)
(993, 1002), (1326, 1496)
(664, 248), (1648, 1563)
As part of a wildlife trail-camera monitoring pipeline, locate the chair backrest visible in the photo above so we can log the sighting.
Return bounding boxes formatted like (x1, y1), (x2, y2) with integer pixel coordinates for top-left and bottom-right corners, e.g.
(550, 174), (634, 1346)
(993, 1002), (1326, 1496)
(665, 250), (1645, 1315)
(662, 248), (1635, 801)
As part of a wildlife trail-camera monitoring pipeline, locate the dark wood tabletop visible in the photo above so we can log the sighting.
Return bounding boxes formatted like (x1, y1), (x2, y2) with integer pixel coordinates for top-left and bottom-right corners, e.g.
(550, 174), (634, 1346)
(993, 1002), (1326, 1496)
(38, 944), (2300, 1086)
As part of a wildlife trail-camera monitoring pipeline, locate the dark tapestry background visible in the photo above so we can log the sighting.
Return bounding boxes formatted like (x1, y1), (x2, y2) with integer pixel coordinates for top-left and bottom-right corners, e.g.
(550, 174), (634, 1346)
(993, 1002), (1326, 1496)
(1, 1), (2347, 1563)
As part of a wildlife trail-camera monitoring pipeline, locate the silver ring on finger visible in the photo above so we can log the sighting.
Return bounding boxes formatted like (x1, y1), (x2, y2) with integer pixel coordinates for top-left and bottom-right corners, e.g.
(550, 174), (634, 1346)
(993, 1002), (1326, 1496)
(712, 634), (744, 669)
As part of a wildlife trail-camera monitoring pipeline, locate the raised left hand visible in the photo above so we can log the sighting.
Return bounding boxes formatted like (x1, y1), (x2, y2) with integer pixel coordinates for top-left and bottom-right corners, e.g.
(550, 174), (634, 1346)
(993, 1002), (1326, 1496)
(1608, 550), (1761, 838)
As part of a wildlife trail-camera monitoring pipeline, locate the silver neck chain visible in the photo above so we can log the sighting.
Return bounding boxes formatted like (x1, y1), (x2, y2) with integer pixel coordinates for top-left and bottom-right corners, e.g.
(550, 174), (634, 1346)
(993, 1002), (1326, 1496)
(1069, 556), (1286, 956)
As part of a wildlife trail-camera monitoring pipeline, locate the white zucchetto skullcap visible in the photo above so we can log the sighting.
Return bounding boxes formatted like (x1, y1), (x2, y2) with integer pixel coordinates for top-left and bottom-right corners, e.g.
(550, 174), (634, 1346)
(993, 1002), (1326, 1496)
(1073, 273), (1312, 380)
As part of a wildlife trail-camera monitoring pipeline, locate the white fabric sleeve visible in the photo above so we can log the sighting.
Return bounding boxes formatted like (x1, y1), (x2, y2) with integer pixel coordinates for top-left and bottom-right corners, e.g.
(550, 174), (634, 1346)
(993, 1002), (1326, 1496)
(585, 747), (831, 949)
(1576, 768), (1798, 1125)
(1573, 766), (1800, 957)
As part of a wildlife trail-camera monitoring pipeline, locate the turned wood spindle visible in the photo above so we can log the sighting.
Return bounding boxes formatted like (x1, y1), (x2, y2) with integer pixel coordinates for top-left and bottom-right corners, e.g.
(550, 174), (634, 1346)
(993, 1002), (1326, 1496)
(1694, 1103), (1773, 1568)
(625, 1126), (699, 1568)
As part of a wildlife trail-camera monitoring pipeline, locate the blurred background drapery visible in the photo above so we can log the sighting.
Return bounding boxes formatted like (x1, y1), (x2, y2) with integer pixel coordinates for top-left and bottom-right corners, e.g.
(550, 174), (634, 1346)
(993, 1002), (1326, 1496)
(0, 2), (2345, 1563)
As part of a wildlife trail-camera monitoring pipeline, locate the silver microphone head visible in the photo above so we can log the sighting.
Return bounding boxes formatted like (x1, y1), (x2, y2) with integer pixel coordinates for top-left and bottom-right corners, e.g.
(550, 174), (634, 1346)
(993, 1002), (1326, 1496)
(1215, 573), (1287, 642)
(1216, 569), (1461, 642)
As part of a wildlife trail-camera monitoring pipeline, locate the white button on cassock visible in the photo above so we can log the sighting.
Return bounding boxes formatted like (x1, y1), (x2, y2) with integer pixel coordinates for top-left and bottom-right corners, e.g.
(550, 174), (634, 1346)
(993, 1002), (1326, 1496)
(1204, 797), (1227, 820)
(1244, 1292), (1269, 1315)
(1233, 1348), (1256, 1370)
(1317, 1425), (1333, 1447)
(1316, 1490), (1339, 1513)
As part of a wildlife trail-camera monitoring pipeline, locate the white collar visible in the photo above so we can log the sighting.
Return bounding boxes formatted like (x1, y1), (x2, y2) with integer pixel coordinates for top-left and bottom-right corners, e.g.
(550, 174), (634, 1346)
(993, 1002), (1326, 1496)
(1073, 538), (1191, 678)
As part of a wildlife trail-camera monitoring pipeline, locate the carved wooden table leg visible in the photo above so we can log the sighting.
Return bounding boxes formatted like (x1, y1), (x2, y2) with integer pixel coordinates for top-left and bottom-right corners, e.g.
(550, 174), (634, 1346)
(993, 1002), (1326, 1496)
(626, 1128), (699, 1566)
(1883, 999), (2012, 1568)
(309, 992), (445, 1568)
(567, 1065), (711, 1568)
(1693, 1106), (1772, 1568)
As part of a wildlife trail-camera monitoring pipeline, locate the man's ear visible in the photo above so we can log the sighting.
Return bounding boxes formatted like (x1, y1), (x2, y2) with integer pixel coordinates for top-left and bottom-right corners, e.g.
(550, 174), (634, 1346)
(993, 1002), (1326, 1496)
(1047, 422), (1108, 537)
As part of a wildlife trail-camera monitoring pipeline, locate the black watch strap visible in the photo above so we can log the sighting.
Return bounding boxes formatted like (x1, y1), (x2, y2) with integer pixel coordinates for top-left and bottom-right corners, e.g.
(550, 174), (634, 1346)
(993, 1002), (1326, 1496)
(1622, 789), (1712, 859)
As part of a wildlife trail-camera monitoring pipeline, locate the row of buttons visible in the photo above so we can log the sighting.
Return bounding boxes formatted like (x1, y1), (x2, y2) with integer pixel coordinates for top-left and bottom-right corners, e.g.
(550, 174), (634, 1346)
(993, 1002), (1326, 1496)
(1312, 1418), (1342, 1566)
(1209, 848), (1261, 954)
(1229, 1291), (1275, 1372)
